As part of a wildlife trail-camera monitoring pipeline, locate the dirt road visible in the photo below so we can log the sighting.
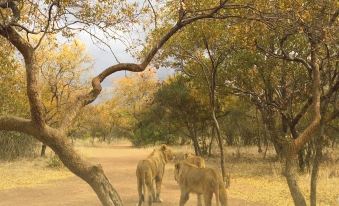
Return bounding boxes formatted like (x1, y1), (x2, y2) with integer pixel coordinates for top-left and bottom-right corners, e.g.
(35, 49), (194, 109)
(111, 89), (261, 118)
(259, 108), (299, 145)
(0, 144), (262, 206)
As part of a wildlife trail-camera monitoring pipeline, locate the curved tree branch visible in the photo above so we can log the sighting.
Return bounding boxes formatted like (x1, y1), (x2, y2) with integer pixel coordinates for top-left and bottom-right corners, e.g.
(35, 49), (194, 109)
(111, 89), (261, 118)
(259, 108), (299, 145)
(0, 115), (38, 136)
(59, 0), (230, 131)
(0, 26), (45, 126)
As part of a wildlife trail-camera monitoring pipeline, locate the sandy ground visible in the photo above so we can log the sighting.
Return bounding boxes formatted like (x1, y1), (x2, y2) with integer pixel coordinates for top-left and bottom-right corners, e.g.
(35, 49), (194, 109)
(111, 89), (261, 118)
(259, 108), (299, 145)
(0, 144), (263, 206)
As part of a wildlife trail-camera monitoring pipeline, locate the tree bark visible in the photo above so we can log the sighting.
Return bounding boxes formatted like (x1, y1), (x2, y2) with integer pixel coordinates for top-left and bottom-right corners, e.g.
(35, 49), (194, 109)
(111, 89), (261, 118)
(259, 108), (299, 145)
(191, 134), (202, 156)
(310, 136), (322, 206)
(39, 127), (124, 206)
(290, 126), (306, 172)
(259, 108), (284, 159)
(208, 126), (215, 156)
(284, 40), (322, 206)
(284, 157), (307, 206)
(212, 110), (226, 179)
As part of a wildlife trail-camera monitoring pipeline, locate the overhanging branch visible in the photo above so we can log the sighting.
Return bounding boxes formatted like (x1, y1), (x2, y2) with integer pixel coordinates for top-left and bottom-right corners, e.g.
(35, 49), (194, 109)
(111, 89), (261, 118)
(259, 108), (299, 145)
(59, 0), (231, 131)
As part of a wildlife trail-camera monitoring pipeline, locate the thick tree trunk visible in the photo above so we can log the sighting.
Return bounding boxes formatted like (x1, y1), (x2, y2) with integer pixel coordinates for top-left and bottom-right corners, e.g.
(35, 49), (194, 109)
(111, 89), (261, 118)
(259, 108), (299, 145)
(284, 157), (307, 206)
(41, 127), (123, 206)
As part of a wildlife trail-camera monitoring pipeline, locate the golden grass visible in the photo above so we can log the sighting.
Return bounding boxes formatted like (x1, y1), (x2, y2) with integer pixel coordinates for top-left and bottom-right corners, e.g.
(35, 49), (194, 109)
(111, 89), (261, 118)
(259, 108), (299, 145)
(0, 158), (72, 190)
(215, 146), (339, 206)
(229, 174), (338, 206)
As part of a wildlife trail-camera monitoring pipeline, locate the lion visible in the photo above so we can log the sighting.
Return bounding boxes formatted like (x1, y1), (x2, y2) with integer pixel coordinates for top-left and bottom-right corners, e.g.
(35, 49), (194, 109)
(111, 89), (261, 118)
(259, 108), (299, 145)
(174, 152), (206, 168)
(136, 144), (174, 206)
(185, 153), (206, 168)
(174, 161), (228, 206)
(174, 152), (206, 205)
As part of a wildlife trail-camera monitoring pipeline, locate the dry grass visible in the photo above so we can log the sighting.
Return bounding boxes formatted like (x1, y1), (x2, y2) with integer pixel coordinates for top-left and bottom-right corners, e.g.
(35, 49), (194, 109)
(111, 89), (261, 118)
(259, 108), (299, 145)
(207, 146), (339, 206)
(0, 157), (72, 190)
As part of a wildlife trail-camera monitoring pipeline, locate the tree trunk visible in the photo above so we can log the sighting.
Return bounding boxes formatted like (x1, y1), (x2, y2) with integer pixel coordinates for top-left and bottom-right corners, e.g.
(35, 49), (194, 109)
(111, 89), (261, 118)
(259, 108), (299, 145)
(260, 108), (284, 159)
(290, 126), (306, 172)
(41, 127), (123, 206)
(192, 136), (202, 156)
(208, 126), (215, 156)
(310, 123), (324, 206)
(212, 110), (226, 180)
(40, 144), (47, 157)
(263, 139), (269, 159)
(189, 128), (202, 156)
(284, 157), (307, 206)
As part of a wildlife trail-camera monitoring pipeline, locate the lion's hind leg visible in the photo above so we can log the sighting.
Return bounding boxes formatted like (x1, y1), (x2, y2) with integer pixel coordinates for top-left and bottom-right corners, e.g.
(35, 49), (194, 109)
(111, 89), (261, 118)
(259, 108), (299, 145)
(137, 176), (144, 206)
(179, 190), (189, 206)
(214, 185), (220, 206)
(197, 194), (203, 206)
(154, 175), (163, 202)
(145, 172), (155, 206)
(203, 192), (213, 206)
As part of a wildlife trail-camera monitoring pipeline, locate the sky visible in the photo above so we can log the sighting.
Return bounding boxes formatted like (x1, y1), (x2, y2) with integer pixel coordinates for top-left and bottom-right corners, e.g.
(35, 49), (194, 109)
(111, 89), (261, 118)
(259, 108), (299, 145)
(77, 31), (175, 102)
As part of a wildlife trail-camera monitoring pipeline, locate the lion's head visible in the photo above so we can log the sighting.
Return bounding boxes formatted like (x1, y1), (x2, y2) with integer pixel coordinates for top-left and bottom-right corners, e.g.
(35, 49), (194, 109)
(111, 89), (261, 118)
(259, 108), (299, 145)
(160, 144), (174, 162)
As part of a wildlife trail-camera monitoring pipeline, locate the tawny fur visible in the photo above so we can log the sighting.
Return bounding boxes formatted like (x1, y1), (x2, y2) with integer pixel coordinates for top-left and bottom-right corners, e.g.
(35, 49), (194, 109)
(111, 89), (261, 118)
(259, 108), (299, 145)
(174, 152), (206, 205)
(174, 161), (228, 206)
(136, 144), (174, 206)
(185, 153), (206, 168)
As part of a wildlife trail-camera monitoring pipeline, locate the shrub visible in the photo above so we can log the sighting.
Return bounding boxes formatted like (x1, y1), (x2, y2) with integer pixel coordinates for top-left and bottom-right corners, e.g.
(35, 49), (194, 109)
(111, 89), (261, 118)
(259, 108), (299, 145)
(0, 132), (38, 160)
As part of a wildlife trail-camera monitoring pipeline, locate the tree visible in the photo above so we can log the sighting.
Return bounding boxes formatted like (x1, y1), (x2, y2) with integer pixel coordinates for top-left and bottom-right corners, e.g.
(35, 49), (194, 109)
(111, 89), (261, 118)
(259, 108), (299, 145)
(0, 0), (235, 205)
(0, 37), (35, 160)
(253, 1), (338, 205)
(37, 38), (92, 156)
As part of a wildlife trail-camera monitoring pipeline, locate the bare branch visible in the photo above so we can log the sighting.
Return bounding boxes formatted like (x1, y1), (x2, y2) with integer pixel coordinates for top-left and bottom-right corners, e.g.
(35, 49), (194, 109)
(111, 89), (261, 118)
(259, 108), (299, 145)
(147, 0), (157, 28)
(34, 2), (58, 50)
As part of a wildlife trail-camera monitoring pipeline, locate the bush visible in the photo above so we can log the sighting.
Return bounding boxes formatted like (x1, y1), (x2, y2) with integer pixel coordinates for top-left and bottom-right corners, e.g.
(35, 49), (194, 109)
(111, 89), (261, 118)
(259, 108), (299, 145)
(0, 131), (38, 160)
(46, 154), (64, 168)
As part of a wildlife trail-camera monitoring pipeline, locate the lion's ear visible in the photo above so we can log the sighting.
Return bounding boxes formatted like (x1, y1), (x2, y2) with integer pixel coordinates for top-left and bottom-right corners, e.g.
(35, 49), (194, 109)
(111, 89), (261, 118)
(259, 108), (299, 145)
(160, 144), (167, 151)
